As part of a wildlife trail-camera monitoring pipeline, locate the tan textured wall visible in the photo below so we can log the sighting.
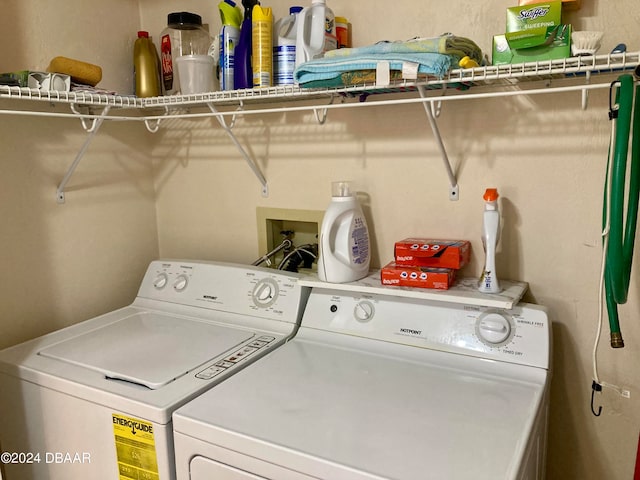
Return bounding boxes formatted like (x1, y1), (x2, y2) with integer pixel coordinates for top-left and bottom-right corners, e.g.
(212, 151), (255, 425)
(0, 1), (159, 349)
(145, 0), (640, 478)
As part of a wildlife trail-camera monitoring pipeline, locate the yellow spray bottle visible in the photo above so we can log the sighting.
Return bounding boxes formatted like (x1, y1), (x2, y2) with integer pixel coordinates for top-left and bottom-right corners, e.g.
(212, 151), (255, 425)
(252, 5), (273, 87)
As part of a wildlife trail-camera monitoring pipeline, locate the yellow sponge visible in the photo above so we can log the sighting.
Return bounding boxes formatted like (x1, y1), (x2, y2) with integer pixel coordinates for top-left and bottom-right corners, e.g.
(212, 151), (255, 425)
(48, 56), (102, 86)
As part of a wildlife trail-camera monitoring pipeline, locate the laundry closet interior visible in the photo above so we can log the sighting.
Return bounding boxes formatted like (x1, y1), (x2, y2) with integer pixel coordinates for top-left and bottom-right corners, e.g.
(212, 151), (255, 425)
(1, 1), (640, 479)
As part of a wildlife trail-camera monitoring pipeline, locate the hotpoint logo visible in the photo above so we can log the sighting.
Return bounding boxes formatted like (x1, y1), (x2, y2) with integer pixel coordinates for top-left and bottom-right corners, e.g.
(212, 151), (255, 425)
(400, 328), (422, 336)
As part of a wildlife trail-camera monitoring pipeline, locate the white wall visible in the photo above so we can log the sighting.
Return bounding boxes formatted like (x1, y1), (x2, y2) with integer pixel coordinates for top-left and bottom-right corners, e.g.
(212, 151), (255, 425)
(0, 0), (639, 478)
(144, 0), (640, 479)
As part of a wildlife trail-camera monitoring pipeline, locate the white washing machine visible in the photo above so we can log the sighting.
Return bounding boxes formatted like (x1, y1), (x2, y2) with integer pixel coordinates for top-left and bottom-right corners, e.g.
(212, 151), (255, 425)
(0, 260), (310, 480)
(173, 281), (552, 480)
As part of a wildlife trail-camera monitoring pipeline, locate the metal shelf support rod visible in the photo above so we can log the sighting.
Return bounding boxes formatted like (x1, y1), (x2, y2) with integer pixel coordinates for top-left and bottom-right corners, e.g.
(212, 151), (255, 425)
(418, 85), (459, 201)
(56, 106), (111, 204)
(206, 102), (269, 197)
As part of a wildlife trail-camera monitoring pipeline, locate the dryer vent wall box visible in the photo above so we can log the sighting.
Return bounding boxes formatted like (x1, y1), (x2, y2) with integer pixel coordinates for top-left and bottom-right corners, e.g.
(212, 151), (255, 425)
(173, 289), (552, 480)
(0, 259), (310, 480)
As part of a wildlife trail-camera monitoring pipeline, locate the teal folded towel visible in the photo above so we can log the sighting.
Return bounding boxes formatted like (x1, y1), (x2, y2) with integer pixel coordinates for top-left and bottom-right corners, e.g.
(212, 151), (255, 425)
(294, 52), (453, 87)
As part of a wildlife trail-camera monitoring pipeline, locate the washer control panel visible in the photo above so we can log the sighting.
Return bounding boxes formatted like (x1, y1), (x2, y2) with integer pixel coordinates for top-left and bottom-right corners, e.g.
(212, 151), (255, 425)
(195, 335), (277, 380)
(137, 261), (307, 322)
(301, 289), (550, 369)
(252, 278), (279, 308)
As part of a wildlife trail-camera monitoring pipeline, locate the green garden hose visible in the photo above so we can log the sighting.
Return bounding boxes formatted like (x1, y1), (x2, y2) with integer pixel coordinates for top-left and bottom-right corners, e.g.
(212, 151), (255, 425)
(604, 74), (640, 348)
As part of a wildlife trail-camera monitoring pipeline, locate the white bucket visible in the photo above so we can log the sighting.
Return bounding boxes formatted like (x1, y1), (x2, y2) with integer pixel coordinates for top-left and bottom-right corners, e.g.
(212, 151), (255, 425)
(175, 55), (215, 94)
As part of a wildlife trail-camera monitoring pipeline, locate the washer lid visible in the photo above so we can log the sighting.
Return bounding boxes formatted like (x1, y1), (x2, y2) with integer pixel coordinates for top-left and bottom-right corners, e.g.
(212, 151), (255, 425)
(38, 312), (253, 389)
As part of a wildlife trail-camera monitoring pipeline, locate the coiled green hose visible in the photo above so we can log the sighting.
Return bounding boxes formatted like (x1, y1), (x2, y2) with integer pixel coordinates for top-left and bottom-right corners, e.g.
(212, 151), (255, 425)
(604, 74), (640, 348)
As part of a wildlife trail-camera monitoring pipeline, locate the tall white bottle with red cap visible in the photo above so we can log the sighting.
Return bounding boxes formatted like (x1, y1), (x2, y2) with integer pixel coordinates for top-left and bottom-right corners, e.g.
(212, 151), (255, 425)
(317, 181), (370, 283)
(478, 188), (501, 293)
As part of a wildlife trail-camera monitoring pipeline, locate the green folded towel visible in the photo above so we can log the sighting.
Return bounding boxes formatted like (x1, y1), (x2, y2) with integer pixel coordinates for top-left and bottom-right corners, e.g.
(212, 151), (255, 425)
(325, 34), (483, 65)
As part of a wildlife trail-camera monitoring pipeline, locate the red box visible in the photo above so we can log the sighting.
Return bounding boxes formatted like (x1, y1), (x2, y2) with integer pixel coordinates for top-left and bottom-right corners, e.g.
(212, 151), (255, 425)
(394, 238), (471, 269)
(381, 262), (455, 290)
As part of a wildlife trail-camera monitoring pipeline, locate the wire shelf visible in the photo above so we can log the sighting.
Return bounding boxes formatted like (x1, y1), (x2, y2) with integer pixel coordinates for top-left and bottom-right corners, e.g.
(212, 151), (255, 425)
(0, 52), (638, 117)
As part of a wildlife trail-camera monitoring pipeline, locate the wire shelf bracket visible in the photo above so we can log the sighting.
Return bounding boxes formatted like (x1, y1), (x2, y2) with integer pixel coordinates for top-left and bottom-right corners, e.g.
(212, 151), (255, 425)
(56, 105), (112, 204)
(206, 102), (269, 197)
(417, 85), (459, 201)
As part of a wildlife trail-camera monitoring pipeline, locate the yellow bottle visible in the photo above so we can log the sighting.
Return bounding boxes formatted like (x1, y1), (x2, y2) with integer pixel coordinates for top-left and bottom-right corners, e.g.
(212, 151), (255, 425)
(134, 31), (160, 97)
(252, 5), (273, 87)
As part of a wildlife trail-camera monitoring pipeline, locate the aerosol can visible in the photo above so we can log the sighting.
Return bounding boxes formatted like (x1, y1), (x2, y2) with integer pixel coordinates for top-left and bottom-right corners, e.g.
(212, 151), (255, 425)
(478, 188), (501, 293)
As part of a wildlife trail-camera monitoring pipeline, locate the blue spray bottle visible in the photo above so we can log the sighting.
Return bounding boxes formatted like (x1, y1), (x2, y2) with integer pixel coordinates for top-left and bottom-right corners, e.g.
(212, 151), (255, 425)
(234, 0), (260, 89)
(219, 0), (242, 90)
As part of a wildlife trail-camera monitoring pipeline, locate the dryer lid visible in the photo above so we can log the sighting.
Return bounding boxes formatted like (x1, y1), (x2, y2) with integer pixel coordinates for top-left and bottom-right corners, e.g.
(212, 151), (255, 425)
(38, 312), (253, 389)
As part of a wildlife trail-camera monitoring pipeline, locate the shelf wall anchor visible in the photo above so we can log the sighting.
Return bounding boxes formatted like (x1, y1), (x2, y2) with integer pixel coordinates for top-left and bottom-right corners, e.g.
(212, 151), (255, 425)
(207, 102), (269, 197)
(417, 85), (459, 201)
(229, 101), (244, 129)
(313, 95), (336, 125)
(144, 106), (168, 133)
(70, 103), (104, 132)
(56, 105), (112, 204)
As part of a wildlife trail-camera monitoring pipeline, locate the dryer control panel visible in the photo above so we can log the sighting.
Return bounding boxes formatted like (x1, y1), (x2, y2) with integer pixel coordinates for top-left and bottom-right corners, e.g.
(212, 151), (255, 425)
(301, 289), (551, 370)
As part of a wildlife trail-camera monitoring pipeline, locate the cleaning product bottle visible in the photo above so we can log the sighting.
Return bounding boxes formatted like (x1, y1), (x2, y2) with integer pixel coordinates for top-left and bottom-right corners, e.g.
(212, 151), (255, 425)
(134, 31), (161, 97)
(335, 15), (349, 48)
(478, 188), (501, 293)
(317, 181), (370, 283)
(273, 6), (302, 85)
(160, 12), (211, 95)
(218, 0), (243, 90)
(295, 0), (337, 68)
(251, 4), (273, 87)
(234, 0), (259, 89)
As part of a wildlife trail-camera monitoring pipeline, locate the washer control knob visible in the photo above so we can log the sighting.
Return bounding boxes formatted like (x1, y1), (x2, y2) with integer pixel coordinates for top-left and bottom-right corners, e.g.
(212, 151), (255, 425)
(476, 311), (512, 345)
(252, 278), (279, 308)
(173, 274), (189, 292)
(153, 273), (168, 290)
(354, 301), (375, 322)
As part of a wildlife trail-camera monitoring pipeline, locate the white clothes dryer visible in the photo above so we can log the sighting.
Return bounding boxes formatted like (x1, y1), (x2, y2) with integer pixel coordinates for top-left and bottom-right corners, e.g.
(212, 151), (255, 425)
(173, 283), (552, 480)
(0, 260), (310, 480)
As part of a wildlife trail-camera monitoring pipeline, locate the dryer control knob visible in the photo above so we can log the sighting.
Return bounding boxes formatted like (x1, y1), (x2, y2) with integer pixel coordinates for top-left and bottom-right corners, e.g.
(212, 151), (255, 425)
(354, 301), (375, 322)
(476, 311), (513, 345)
(173, 274), (189, 292)
(153, 273), (168, 289)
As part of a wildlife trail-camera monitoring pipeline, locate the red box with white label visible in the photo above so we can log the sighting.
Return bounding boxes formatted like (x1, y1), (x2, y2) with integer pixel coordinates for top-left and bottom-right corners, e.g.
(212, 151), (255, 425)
(394, 238), (471, 269)
(380, 262), (455, 290)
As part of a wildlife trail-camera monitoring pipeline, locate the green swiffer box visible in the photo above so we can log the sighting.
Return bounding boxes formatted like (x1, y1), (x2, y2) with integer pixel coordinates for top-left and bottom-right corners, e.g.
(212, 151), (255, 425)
(506, 1), (562, 32)
(492, 24), (571, 65)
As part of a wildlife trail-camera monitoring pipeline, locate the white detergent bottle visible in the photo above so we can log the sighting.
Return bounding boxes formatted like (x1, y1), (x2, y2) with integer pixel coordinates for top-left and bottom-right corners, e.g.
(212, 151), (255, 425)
(318, 181), (370, 283)
(295, 0), (337, 68)
(478, 188), (501, 293)
(274, 6), (303, 85)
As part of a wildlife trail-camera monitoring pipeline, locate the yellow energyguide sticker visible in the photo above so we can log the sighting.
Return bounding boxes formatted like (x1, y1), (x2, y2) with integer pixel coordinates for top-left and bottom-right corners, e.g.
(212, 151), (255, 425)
(112, 413), (159, 480)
